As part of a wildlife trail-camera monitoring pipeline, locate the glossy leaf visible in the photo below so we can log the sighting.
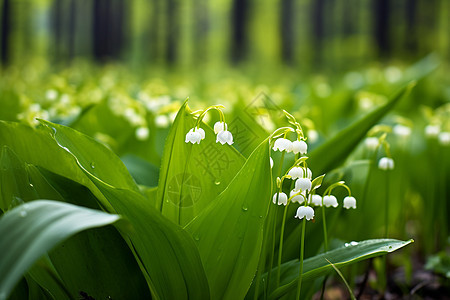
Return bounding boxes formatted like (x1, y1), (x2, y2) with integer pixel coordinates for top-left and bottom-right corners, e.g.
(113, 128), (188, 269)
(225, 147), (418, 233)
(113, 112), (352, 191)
(0, 200), (120, 300)
(258, 239), (413, 299)
(185, 139), (272, 300)
(156, 100), (245, 225)
(308, 82), (415, 174)
(82, 168), (210, 300)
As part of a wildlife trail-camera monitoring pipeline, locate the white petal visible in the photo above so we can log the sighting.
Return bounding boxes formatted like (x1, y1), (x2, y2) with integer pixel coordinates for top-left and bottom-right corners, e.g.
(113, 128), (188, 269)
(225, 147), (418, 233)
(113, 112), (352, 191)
(295, 178), (312, 192)
(343, 196), (356, 209)
(378, 157), (394, 170)
(214, 121), (225, 134)
(292, 140), (307, 154)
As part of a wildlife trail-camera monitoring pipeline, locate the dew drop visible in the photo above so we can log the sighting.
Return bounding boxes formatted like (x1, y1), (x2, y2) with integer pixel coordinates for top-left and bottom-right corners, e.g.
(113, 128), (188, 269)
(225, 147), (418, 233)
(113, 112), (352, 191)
(214, 181), (221, 185)
(350, 241), (358, 246)
(20, 210), (27, 217)
(344, 243), (349, 247)
(90, 162), (96, 169)
(242, 206), (248, 212)
(194, 236), (200, 241)
(29, 183), (34, 188)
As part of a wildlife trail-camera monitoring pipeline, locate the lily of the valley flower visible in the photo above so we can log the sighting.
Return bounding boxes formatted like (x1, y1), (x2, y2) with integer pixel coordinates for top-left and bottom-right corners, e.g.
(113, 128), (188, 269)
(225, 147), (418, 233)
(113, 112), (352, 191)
(311, 194), (323, 206)
(393, 124), (412, 138)
(216, 130), (233, 145)
(273, 192), (288, 206)
(323, 195), (338, 208)
(288, 167), (312, 180)
(378, 157), (395, 170)
(438, 132), (450, 146)
(214, 121), (226, 134)
(343, 196), (357, 209)
(273, 138), (293, 152)
(425, 125), (440, 138)
(291, 140), (307, 155)
(290, 190), (305, 204)
(365, 137), (379, 151)
(185, 127), (205, 144)
(294, 206), (315, 220)
(295, 178), (312, 193)
(270, 157), (274, 169)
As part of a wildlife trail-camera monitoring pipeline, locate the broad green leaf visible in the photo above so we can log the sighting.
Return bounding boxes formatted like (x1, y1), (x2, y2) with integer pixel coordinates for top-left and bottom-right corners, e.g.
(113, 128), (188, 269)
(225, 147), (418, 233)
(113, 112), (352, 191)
(185, 139), (272, 300)
(0, 121), (139, 207)
(308, 82), (415, 174)
(258, 239), (413, 299)
(121, 154), (160, 187)
(81, 168), (210, 300)
(36, 170), (151, 300)
(0, 200), (120, 300)
(0, 147), (149, 300)
(156, 100), (245, 226)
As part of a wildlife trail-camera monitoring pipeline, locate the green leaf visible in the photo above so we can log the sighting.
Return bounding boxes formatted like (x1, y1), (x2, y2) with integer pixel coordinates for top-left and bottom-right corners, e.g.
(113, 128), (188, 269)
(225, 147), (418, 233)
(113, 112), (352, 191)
(185, 139), (272, 300)
(260, 239), (413, 299)
(0, 200), (120, 300)
(156, 100), (245, 226)
(82, 169), (210, 300)
(308, 82), (415, 174)
(121, 154), (160, 187)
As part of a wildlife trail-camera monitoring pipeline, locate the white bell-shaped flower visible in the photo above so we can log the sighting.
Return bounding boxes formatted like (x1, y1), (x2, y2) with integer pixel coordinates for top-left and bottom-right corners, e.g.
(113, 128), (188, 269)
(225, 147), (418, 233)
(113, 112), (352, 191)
(295, 178), (312, 193)
(311, 194), (323, 206)
(292, 140), (307, 155)
(185, 128), (203, 144)
(135, 126), (150, 141)
(343, 196), (357, 209)
(365, 137), (379, 151)
(378, 157), (394, 170)
(290, 190), (305, 204)
(393, 124), (412, 138)
(273, 192), (288, 206)
(438, 132), (450, 146)
(216, 130), (233, 145)
(273, 138), (293, 152)
(214, 121), (226, 134)
(288, 167), (312, 180)
(323, 195), (338, 208)
(425, 125), (440, 138)
(295, 206), (315, 220)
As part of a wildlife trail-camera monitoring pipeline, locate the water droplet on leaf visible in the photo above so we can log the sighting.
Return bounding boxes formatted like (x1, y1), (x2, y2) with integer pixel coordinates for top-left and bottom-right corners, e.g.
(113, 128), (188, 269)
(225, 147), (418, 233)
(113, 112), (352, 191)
(20, 210), (27, 217)
(214, 181), (221, 185)
(90, 162), (96, 169)
(242, 206), (248, 212)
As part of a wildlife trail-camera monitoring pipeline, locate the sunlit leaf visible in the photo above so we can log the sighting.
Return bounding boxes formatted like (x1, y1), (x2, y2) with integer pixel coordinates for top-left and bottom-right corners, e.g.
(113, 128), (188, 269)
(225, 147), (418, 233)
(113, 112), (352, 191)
(186, 139), (272, 300)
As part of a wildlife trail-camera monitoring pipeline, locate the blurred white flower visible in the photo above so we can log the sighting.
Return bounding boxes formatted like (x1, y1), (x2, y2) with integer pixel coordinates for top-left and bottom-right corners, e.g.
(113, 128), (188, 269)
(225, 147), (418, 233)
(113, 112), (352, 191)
(323, 195), (338, 208)
(295, 206), (315, 220)
(343, 196), (357, 209)
(365, 137), (379, 151)
(273, 138), (292, 152)
(135, 126), (150, 141)
(216, 130), (233, 145)
(155, 115), (170, 128)
(291, 140), (307, 155)
(425, 125), (440, 138)
(295, 178), (312, 193)
(270, 157), (274, 169)
(273, 192), (288, 206)
(378, 157), (395, 170)
(308, 130), (319, 143)
(393, 124), (412, 138)
(438, 132), (450, 146)
(45, 89), (58, 101)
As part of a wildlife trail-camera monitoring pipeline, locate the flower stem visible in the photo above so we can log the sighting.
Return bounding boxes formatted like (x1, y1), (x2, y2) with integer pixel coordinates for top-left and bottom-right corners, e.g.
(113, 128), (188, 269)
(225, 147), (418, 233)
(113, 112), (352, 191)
(276, 205), (289, 287)
(296, 218), (307, 300)
(266, 151), (286, 296)
(321, 206), (328, 251)
(384, 170), (390, 237)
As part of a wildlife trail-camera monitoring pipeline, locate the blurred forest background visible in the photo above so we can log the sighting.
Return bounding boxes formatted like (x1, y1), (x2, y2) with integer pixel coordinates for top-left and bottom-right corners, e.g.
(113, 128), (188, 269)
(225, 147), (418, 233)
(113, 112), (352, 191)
(0, 0), (449, 73)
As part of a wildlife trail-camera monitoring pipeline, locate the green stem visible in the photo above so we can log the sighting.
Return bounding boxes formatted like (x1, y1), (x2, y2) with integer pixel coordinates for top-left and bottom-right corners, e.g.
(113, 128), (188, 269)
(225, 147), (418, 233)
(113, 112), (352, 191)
(384, 171), (390, 237)
(266, 151), (286, 297)
(276, 205), (289, 287)
(322, 206), (328, 252)
(296, 218), (307, 300)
